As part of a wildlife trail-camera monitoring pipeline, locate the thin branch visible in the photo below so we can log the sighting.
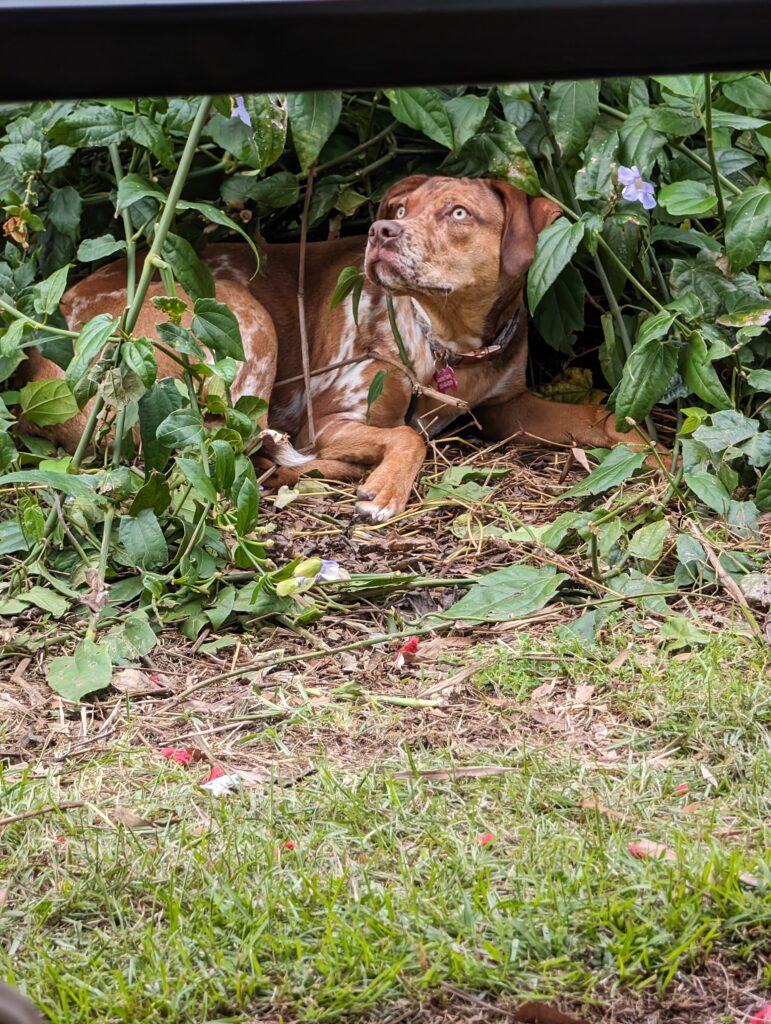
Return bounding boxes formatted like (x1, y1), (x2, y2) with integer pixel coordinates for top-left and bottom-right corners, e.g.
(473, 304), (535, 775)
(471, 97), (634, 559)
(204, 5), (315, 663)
(297, 164), (316, 446)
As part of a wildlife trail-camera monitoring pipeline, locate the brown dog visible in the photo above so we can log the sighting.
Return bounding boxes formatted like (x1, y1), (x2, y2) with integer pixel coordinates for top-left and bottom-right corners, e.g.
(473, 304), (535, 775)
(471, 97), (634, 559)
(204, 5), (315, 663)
(23, 175), (647, 521)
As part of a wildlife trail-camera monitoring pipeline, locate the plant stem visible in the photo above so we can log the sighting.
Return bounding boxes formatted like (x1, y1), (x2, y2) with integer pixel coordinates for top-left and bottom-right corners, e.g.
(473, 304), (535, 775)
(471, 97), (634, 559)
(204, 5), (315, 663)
(297, 164), (316, 446)
(703, 73), (726, 224)
(315, 121), (397, 173)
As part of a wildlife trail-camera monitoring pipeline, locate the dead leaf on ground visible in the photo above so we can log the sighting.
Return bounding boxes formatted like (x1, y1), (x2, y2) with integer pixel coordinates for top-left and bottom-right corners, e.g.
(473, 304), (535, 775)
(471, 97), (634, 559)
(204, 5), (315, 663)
(580, 798), (626, 821)
(530, 679), (557, 701)
(628, 838), (677, 862)
(419, 657), (497, 698)
(109, 806), (154, 829)
(700, 764), (718, 787)
(609, 648), (630, 671)
(573, 684), (595, 704)
(112, 669), (171, 696)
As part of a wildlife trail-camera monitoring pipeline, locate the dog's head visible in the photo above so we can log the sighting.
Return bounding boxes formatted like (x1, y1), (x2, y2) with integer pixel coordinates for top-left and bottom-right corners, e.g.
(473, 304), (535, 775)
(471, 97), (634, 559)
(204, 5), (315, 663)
(364, 175), (561, 300)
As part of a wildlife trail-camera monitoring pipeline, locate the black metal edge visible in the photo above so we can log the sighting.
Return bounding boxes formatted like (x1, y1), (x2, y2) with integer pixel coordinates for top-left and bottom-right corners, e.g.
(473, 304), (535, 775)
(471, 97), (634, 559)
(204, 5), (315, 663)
(0, 0), (769, 100)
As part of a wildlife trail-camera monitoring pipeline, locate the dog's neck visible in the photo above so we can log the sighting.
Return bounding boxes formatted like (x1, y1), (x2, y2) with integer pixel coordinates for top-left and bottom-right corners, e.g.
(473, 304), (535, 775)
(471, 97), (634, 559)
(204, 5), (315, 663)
(408, 286), (524, 358)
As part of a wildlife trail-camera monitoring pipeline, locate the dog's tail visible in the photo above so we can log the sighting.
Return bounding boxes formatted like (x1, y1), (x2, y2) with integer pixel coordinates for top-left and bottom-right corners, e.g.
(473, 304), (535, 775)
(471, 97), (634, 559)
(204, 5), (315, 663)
(259, 428), (314, 468)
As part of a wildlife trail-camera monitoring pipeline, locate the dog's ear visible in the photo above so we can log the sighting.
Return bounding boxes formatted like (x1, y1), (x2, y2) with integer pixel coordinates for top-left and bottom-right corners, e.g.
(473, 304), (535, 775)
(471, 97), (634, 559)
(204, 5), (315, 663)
(486, 180), (562, 278)
(376, 175), (430, 220)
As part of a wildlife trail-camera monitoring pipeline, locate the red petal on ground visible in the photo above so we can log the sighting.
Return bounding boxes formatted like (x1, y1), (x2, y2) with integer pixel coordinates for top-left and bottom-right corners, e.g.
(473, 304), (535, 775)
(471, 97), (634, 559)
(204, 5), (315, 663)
(398, 637), (420, 656)
(162, 747), (192, 765)
(751, 1004), (771, 1023)
(200, 764), (225, 785)
(477, 832), (495, 846)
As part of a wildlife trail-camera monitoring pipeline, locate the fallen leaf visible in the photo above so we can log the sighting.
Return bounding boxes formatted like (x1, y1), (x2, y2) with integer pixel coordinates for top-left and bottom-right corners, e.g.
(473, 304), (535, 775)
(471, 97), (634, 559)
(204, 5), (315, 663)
(110, 806), (154, 829)
(627, 839), (676, 862)
(571, 447), (593, 473)
(418, 657), (497, 698)
(608, 648), (630, 671)
(740, 871), (761, 889)
(530, 679), (557, 701)
(682, 800), (708, 813)
(700, 764), (718, 787)
(573, 684), (594, 704)
(113, 668), (169, 696)
(580, 798), (625, 821)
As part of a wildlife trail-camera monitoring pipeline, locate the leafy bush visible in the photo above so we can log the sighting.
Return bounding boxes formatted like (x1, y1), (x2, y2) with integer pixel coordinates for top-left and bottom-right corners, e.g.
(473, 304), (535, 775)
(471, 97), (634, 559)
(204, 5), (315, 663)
(2, 80), (771, 686)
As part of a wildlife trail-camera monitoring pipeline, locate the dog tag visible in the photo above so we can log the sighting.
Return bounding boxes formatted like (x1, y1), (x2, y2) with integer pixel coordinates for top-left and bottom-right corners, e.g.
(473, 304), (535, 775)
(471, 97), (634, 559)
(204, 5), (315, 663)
(433, 366), (458, 393)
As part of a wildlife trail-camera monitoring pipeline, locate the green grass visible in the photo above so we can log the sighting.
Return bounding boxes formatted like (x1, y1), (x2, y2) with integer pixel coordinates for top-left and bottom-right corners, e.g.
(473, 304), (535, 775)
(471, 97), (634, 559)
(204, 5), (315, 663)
(2, 629), (770, 1022)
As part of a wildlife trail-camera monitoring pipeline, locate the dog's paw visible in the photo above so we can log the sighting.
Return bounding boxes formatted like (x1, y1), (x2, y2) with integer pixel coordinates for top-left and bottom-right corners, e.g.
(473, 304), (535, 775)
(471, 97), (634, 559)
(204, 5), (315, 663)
(354, 497), (401, 524)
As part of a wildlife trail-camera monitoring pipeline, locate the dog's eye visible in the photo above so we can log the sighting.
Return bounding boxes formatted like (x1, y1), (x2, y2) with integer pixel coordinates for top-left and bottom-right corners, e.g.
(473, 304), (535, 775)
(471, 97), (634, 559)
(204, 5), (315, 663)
(451, 206), (469, 220)
(395, 205), (406, 219)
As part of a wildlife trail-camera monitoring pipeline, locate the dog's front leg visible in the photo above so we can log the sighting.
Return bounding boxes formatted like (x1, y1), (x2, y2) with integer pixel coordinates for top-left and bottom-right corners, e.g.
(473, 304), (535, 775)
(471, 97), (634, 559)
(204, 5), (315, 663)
(476, 390), (654, 453)
(310, 418), (426, 523)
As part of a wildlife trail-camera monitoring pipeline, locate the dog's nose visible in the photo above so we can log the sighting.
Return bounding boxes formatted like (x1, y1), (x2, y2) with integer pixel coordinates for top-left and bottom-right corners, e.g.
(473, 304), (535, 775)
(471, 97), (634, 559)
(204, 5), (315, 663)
(368, 220), (403, 246)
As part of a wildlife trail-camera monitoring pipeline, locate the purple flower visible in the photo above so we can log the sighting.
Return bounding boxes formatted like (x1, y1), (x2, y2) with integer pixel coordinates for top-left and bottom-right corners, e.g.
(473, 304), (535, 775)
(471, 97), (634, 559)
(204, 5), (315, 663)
(231, 96), (251, 127)
(617, 165), (656, 210)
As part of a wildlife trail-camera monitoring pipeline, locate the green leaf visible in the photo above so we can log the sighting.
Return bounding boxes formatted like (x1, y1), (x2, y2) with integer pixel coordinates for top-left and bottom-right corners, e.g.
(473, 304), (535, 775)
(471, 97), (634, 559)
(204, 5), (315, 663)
(441, 119), (540, 195)
(47, 639), (112, 701)
(119, 508), (169, 569)
(628, 520), (669, 562)
(546, 80), (599, 160)
(287, 91), (343, 171)
(236, 477), (260, 535)
(221, 170), (299, 209)
(175, 457), (218, 504)
(156, 407), (205, 451)
(652, 75), (705, 101)
(129, 472), (171, 516)
(574, 130), (619, 200)
(658, 180), (717, 216)
(532, 264), (585, 354)
(329, 264), (365, 322)
(441, 563), (568, 624)
(244, 94), (288, 171)
(116, 173), (165, 212)
(684, 469), (731, 514)
(22, 585), (69, 618)
(560, 446), (647, 498)
(211, 439), (235, 494)
(618, 107), (665, 177)
(123, 337), (157, 389)
(722, 75), (771, 110)
(48, 105), (128, 147)
(99, 366), (146, 408)
(444, 94), (490, 150)
(527, 218), (585, 313)
(48, 186), (82, 239)
(660, 615), (710, 649)
(176, 200), (261, 262)
(725, 186), (771, 272)
(77, 234), (127, 262)
(19, 379), (78, 426)
(693, 410), (758, 452)
(139, 378), (183, 471)
(192, 298), (245, 360)
(103, 610), (158, 664)
(0, 469), (100, 500)
(681, 332), (731, 410)
(161, 232), (215, 301)
(366, 369), (388, 424)
(747, 369), (771, 393)
(645, 106), (701, 136)
(32, 264), (70, 316)
(65, 313), (117, 406)
(615, 331), (679, 431)
(385, 88), (454, 149)
(127, 115), (175, 169)
(756, 463), (771, 511)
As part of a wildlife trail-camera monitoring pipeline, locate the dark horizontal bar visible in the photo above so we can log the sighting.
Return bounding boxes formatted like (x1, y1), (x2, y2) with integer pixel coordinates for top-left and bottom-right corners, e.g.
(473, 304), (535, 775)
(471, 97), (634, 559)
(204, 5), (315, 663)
(0, 0), (769, 100)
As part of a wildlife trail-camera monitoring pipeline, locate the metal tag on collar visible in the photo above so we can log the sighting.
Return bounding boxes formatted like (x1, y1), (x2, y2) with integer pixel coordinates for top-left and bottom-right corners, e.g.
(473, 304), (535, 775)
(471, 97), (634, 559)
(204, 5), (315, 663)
(433, 365), (459, 392)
